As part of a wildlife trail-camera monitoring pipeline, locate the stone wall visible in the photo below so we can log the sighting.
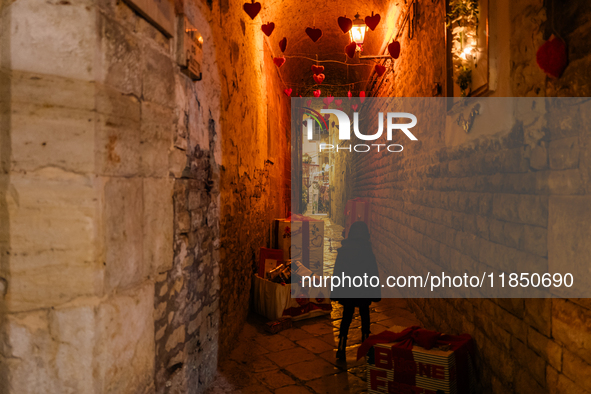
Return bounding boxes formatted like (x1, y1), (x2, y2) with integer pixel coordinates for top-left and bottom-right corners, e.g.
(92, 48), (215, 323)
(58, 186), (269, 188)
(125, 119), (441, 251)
(0, 0), (290, 393)
(351, 0), (591, 393)
(213, 0), (291, 359)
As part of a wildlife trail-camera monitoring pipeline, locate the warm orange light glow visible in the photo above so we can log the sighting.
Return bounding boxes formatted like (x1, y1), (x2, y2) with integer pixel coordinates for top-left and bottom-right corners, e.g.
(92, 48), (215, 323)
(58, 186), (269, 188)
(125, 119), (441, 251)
(349, 14), (367, 47)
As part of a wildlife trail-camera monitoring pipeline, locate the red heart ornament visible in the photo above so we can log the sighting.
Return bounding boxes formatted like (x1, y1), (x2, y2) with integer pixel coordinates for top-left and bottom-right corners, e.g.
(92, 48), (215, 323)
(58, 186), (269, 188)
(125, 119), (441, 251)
(243, 1), (261, 20)
(324, 114), (330, 122)
(323, 96), (334, 105)
(311, 65), (325, 75)
(375, 64), (387, 76)
(388, 40), (401, 59)
(313, 73), (325, 84)
(273, 57), (285, 67)
(347, 91), (352, 99)
(351, 104), (358, 111)
(345, 42), (357, 58)
(283, 88), (292, 96)
(536, 36), (567, 79)
(306, 27), (323, 43)
(313, 90), (321, 97)
(360, 91), (366, 103)
(335, 99), (342, 106)
(365, 13), (381, 31)
(261, 22), (275, 37)
(306, 100), (312, 107)
(279, 37), (287, 52)
(337, 16), (353, 34)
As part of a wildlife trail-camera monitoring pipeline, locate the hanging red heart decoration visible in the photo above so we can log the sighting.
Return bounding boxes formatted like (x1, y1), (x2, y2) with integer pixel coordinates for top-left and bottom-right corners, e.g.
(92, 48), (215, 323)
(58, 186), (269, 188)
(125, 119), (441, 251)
(311, 65), (325, 75)
(322, 105), (329, 109)
(347, 91), (352, 99)
(313, 73), (325, 84)
(536, 35), (567, 79)
(335, 99), (342, 106)
(243, 1), (261, 19)
(279, 37), (287, 52)
(305, 27), (323, 43)
(323, 96), (334, 105)
(283, 88), (292, 96)
(351, 104), (359, 111)
(337, 16), (353, 34)
(345, 42), (357, 58)
(261, 22), (275, 37)
(375, 64), (387, 76)
(306, 99), (312, 107)
(313, 90), (321, 97)
(360, 91), (366, 103)
(365, 13), (381, 31)
(273, 57), (286, 67)
(324, 114), (330, 122)
(388, 40), (401, 59)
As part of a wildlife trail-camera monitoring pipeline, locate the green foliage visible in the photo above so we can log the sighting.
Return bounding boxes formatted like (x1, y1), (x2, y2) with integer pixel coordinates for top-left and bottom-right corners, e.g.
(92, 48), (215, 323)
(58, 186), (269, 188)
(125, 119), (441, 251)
(456, 66), (472, 97)
(447, 0), (479, 96)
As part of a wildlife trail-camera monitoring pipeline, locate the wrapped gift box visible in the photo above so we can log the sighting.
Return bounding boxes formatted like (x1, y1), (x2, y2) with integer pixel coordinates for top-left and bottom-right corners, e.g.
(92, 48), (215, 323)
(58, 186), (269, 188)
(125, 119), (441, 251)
(258, 248), (284, 278)
(253, 275), (331, 321)
(362, 326), (475, 394)
(345, 198), (371, 238)
(271, 215), (324, 276)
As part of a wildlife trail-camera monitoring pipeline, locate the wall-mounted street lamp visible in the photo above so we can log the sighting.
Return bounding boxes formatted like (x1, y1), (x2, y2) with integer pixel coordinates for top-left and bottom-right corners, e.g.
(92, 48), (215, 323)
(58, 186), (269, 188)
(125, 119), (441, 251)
(349, 13), (367, 50)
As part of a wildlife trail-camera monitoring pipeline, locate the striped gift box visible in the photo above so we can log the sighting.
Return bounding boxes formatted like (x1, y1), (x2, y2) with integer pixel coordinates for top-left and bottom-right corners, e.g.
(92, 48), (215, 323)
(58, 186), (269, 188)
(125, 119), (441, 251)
(366, 327), (475, 394)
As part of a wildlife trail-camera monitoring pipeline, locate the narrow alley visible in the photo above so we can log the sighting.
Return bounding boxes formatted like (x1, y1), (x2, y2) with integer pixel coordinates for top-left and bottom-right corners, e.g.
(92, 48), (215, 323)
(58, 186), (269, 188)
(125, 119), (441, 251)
(1, 0), (591, 394)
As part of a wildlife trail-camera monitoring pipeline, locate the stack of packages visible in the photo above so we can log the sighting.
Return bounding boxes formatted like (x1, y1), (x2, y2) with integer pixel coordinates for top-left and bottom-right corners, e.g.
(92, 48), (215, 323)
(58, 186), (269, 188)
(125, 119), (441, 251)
(253, 213), (332, 322)
(344, 198), (371, 237)
(357, 326), (476, 394)
(272, 214), (324, 275)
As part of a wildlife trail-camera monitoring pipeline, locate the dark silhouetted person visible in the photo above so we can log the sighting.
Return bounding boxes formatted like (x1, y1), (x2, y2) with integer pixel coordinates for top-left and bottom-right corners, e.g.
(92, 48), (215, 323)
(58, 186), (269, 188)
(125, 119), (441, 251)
(331, 221), (381, 360)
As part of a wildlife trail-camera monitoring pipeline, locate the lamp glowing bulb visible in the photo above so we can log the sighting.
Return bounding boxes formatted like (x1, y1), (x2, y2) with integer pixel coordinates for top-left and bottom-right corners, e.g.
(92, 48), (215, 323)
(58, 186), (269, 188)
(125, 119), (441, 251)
(349, 13), (367, 48)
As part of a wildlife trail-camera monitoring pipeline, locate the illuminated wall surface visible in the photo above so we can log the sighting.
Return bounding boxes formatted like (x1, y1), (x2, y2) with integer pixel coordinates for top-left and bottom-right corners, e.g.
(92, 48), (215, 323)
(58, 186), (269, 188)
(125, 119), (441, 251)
(292, 97), (591, 298)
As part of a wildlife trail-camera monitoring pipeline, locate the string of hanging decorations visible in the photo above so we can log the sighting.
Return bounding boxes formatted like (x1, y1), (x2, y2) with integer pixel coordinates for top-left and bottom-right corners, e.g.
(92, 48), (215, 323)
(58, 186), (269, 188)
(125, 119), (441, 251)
(242, 0), (402, 98)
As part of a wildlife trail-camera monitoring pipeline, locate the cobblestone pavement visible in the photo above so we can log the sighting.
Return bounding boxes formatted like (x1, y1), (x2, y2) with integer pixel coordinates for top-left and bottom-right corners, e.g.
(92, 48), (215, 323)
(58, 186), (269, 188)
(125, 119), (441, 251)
(207, 217), (421, 394)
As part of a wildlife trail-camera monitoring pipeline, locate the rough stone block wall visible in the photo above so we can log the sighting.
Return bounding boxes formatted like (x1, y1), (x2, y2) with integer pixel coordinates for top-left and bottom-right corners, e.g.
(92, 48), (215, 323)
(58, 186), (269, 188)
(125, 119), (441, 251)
(215, 2), (291, 359)
(0, 0), (290, 392)
(350, 0), (591, 393)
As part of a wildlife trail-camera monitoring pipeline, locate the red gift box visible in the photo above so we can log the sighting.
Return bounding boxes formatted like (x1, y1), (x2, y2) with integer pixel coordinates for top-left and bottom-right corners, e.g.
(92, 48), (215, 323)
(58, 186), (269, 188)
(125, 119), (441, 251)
(359, 326), (476, 394)
(258, 247), (284, 278)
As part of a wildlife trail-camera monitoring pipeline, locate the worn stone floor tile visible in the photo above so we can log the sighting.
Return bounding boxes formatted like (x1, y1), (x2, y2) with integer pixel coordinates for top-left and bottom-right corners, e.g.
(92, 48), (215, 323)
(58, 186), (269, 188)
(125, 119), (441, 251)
(275, 385), (315, 394)
(255, 333), (298, 352)
(265, 346), (317, 367)
(241, 384), (274, 394)
(279, 327), (314, 342)
(284, 358), (342, 381)
(249, 355), (280, 373)
(317, 332), (338, 346)
(329, 317), (361, 329)
(208, 361), (259, 392)
(256, 369), (297, 390)
(347, 364), (368, 381)
(297, 337), (336, 354)
(229, 338), (269, 364)
(306, 372), (367, 394)
(300, 322), (335, 336)
(369, 323), (389, 335)
(378, 316), (421, 329)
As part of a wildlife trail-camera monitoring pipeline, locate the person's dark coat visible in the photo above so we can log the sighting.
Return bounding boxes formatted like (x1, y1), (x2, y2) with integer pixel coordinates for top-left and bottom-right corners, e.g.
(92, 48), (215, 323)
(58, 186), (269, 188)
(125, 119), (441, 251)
(331, 221), (381, 307)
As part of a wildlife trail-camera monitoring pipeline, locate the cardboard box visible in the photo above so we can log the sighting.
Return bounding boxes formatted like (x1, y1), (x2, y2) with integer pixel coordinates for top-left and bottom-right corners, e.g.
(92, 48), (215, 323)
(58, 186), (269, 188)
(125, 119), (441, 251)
(271, 215), (324, 276)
